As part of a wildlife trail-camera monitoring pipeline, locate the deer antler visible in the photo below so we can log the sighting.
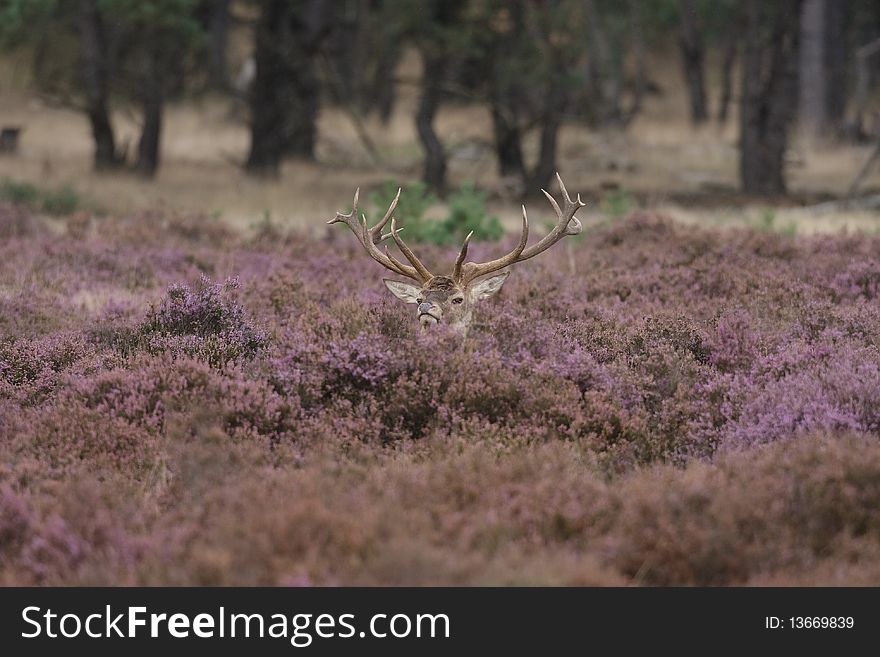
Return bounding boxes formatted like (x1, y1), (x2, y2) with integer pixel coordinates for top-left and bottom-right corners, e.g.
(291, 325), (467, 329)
(453, 173), (585, 285)
(328, 188), (434, 283)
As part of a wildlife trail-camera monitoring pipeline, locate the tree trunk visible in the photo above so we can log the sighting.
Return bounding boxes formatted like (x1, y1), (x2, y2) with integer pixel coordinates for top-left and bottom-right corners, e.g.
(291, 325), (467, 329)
(283, 1), (326, 158)
(530, 77), (564, 192)
(491, 105), (525, 180)
(583, 0), (621, 125)
(823, 0), (848, 128)
(799, 0), (826, 136)
(246, 0), (327, 176)
(135, 47), (163, 178)
(373, 27), (400, 124)
(740, 0), (804, 195)
(246, 0), (288, 176)
(416, 52), (446, 192)
(678, 0), (709, 125)
(487, 0), (526, 182)
(413, 0), (463, 192)
(799, 0), (849, 137)
(853, 38), (880, 139)
(717, 34), (738, 123)
(77, 0), (118, 171)
(207, 0), (231, 90)
(621, 0), (646, 126)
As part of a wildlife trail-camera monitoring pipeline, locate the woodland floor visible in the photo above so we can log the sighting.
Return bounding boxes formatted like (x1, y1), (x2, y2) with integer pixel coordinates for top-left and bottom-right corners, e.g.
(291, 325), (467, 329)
(1, 50), (879, 235)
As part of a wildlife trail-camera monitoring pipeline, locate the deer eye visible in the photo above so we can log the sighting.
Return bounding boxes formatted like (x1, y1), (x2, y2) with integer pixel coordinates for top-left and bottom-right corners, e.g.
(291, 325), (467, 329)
(416, 297), (424, 304)
(452, 297), (463, 304)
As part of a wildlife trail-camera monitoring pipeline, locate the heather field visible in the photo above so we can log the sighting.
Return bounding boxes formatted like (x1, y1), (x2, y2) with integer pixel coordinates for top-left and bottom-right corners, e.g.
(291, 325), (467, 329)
(2, 200), (880, 586)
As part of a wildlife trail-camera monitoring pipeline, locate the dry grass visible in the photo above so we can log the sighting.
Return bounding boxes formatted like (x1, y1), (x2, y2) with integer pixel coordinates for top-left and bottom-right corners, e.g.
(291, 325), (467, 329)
(0, 49), (878, 236)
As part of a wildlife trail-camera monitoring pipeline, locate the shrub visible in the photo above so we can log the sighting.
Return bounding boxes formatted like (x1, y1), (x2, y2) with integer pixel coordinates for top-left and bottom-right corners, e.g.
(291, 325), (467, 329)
(0, 178), (39, 206)
(368, 180), (438, 243)
(138, 276), (267, 366)
(0, 178), (82, 216)
(2, 205), (880, 585)
(369, 180), (502, 245)
(40, 185), (81, 216)
(442, 183), (503, 244)
(600, 187), (635, 219)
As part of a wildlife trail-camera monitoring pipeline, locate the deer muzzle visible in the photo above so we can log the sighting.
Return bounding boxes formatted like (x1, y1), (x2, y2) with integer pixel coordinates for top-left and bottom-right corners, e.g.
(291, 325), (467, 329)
(418, 302), (439, 325)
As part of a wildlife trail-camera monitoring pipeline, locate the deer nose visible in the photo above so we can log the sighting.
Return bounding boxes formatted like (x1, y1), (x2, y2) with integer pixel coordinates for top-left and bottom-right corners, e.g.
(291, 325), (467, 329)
(418, 302), (433, 315)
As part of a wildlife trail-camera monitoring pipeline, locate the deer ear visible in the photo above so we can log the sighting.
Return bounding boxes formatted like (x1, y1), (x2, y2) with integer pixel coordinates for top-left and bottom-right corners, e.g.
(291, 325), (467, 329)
(470, 272), (510, 301)
(383, 279), (421, 303)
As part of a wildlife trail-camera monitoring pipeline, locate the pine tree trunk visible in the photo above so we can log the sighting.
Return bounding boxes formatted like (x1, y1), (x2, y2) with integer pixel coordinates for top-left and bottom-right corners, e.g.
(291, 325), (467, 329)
(799, 0), (850, 137)
(678, 0), (709, 125)
(621, 0), (646, 125)
(245, 0), (289, 176)
(717, 35), (738, 123)
(799, 0), (826, 136)
(135, 48), (163, 178)
(414, 0), (463, 192)
(77, 0), (118, 171)
(530, 78), (564, 192)
(246, 0), (326, 176)
(740, 0), (803, 195)
(374, 36), (399, 124)
(491, 106), (525, 180)
(207, 0), (231, 91)
(416, 53), (446, 192)
(823, 0), (848, 128)
(488, 0), (526, 183)
(583, 0), (621, 124)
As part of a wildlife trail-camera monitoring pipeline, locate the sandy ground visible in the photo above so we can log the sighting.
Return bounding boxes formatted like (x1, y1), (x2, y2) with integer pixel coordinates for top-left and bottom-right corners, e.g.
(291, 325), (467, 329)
(1, 49), (878, 235)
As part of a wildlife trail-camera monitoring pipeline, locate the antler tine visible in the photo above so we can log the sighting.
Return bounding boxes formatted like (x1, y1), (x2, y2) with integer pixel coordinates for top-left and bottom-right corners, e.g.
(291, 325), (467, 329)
(456, 205), (529, 285)
(360, 213), (415, 278)
(452, 230), (473, 281)
(370, 188), (400, 242)
(368, 189), (404, 242)
(378, 226), (401, 242)
(390, 217), (434, 282)
(453, 174), (585, 284)
(328, 187), (424, 282)
(516, 173), (584, 260)
(327, 187), (361, 227)
(384, 244), (412, 274)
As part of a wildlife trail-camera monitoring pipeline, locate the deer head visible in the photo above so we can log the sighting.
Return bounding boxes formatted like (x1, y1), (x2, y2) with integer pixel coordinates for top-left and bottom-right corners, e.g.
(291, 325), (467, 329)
(327, 174), (585, 332)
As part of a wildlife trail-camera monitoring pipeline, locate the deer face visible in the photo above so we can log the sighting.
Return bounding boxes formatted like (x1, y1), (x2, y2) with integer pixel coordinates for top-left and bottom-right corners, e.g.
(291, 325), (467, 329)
(328, 174), (584, 333)
(383, 273), (509, 330)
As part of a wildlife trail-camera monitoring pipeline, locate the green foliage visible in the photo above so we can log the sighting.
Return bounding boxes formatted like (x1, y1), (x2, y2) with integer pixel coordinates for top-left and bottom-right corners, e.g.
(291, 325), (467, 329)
(443, 183), (503, 243)
(637, 0), (741, 44)
(755, 208), (797, 236)
(0, 178), (40, 206)
(40, 185), (81, 215)
(600, 188), (635, 220)
(0, 0), (207, 115)
(757, 208), (777, 231)
(368, 180), (437, 233)
(97, 0), (205, 41)
(250, 209), (274, 233)
(369, 181), (502, 246)
(0, 177), (82, 215)
(0, 0), (57, 45)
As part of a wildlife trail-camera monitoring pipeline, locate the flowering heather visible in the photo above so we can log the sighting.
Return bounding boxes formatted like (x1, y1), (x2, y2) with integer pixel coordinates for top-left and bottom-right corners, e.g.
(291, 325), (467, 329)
(1, 207), (880, 585)
(138, 275), (268, 366)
